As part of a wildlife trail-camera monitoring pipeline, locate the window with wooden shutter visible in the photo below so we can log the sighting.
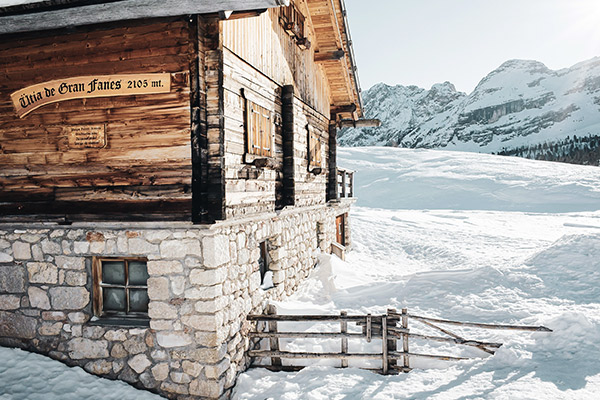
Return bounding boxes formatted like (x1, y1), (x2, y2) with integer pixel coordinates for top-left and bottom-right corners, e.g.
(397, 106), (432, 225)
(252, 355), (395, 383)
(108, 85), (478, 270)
(279, 2), (310, 49)
(246, 100), (273, 158)
(308, 127), (322, 169)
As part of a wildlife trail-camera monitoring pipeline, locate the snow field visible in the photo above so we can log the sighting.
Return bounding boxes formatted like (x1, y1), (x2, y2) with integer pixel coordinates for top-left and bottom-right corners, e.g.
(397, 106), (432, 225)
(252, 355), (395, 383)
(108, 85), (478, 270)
(233, 148), (600, 399)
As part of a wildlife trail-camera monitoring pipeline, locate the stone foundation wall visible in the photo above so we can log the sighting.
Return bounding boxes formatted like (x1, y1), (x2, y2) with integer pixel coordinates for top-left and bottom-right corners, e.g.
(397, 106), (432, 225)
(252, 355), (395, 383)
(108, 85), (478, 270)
(0, 201), (351, 399)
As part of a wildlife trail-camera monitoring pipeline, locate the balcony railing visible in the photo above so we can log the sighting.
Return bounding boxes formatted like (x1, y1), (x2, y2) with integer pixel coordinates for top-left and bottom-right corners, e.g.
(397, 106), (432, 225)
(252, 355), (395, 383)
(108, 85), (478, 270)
(337, 168), (354, 199)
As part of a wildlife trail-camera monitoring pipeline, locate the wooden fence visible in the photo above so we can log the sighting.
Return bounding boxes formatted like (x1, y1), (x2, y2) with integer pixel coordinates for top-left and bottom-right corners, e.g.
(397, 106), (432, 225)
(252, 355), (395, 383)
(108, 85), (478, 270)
(247, 306), (552, 374)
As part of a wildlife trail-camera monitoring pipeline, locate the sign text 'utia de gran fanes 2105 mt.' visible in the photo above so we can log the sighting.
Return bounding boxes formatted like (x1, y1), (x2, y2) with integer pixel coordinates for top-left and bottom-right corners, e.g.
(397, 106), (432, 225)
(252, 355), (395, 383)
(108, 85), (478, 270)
(10, 73), (171, 118)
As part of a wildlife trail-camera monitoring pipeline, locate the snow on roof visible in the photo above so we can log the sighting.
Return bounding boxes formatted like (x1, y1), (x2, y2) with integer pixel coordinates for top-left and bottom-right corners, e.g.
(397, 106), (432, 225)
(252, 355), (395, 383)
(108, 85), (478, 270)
(0, 0), (289, 35)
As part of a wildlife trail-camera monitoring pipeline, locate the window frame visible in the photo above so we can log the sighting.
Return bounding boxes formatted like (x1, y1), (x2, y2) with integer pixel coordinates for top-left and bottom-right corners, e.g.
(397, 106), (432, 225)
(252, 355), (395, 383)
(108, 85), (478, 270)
(307, 125), (323, 171)
(245, 98), (274, 160)
(92, 256), (149, 324)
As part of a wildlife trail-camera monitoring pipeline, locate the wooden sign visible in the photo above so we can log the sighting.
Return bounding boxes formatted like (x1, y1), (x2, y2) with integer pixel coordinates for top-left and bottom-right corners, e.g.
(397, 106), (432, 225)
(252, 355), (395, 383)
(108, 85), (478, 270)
(10, 73), (171, 118)
(66, 125), (106, 149)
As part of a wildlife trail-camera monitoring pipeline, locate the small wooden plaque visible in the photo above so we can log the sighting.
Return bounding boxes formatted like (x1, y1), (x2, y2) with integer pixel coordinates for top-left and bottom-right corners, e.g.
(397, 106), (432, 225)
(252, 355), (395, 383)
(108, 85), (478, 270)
(67, 125), (106, 149)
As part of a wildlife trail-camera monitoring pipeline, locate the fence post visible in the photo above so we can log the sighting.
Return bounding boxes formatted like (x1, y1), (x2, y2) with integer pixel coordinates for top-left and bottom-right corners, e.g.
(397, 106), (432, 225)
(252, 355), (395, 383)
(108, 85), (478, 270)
(402, 308), (409, 372)
(366, 313), (372, 342)
(382, 315), (388, 374)
(267, 304), (281, 368)
(341, 311), (348, 368)
(387, 308), (397, 370)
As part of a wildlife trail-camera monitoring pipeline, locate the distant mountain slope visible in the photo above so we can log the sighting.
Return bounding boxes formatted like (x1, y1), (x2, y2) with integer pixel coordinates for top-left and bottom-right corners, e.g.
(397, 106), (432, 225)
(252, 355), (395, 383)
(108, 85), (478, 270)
(340, 57), (600, 159)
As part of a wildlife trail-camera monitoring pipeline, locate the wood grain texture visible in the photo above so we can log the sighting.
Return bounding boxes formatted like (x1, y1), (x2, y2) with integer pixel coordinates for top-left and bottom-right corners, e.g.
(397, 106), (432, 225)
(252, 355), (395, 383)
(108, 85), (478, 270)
(0, 18), (193, 221)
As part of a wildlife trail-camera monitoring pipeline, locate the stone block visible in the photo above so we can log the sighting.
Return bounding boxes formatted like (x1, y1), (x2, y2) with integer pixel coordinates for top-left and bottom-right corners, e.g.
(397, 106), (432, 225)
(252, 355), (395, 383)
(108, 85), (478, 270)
(104, 329), (127, 341)
(110, 343), (128, 358)
(39, 322), (63, 335)
(184, 284), (222, 300)
(54, 256), (85, 270)
(150, 320), (173, 330)
(160, 239), (201, 258)
(68, 312), (87, 323)
(68, 338), (108, 359)
(27, 262), (58, 284)
(85, 360), (112, 375)
(170, 372), (191, 384)
(129, 238), (159, 255)
(41, 239), (61, 255)
(160, 381), (189, 395)
(0, 311), (36, 338)
(156, 332), (192, 348)
(189, 379), (223, 398)
(147, 260), (183, 275)
(28, 287), (50, 310)
(202, 235), (230, 268)
(0, 265), (25, 293)
(170, 276), (186, 296)
(151, 363), (169, 381)
(123, 338), (147, 355)
(128, 354), (151, 373)
(204, 358), (231, 379)
(189, 267), (227, 286)
(12, 242), (31, 260)
(49, 287), (89, 310)
(148, 302), (177, 319)
(181, 315), (217, 331)
(182, 360), (202, 377)
(0, 295), (20, 310)
(65, 271), (87, 286)
(73, 241), (90, 254)
(148, 277), (170, 301)
(42, 311), (66, 321)
(0, 252), (13, 262)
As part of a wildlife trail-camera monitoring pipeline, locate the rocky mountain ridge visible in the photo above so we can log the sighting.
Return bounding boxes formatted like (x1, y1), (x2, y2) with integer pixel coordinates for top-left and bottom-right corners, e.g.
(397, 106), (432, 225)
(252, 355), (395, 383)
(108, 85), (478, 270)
(340, 57), (600, 159)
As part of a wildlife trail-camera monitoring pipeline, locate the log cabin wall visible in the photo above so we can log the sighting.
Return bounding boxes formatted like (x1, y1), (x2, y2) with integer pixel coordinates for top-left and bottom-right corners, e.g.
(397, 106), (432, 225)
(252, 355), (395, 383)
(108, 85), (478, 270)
(0, 18), (194, 222)
(221, 4), (332, 218)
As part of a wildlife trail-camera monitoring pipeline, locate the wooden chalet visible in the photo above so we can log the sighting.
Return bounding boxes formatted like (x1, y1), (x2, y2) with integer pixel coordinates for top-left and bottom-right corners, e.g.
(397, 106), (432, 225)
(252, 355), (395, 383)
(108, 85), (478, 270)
(0, 0), (371, 398)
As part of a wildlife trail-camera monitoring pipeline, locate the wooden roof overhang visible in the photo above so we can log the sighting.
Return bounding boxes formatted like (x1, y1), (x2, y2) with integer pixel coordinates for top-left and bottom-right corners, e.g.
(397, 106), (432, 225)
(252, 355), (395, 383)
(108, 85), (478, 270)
(0, 0), (290, 35)
(306, 0), (362, 119)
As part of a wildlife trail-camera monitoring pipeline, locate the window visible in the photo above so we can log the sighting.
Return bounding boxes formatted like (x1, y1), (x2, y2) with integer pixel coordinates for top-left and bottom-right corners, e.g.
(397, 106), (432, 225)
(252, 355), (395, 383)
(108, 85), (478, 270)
(259, 241), (273, 289)
(308, 127), (322, 170)
(246, 100), (273, 158)
(92, 257), (149, 324)
(279, 3), (310, 49)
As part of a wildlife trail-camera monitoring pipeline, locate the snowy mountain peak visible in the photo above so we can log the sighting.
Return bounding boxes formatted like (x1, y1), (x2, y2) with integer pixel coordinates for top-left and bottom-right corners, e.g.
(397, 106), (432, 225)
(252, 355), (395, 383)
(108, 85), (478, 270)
(340, 57), (600, 156)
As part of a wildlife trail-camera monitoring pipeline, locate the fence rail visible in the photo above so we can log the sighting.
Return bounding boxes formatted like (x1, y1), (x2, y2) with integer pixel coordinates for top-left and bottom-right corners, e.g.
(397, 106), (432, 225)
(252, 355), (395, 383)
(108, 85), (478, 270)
(247, 307), (552, 374)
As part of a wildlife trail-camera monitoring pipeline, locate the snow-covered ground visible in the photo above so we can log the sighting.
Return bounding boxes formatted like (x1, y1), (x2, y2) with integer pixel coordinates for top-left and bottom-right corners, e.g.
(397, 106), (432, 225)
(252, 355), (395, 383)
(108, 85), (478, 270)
(233, 148), (600, 400)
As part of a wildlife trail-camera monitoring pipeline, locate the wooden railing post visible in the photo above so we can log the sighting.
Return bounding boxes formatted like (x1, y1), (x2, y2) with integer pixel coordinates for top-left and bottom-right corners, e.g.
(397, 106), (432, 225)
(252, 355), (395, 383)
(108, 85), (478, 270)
(402, 308), (409, 372)
(366, 313), (372, 342)
(349, 172), (354, 197)
(341, 311), (348, 368)
(387, 309), (397, 370)
(381, 315), (388, 374)
(267, 304), (281, 367)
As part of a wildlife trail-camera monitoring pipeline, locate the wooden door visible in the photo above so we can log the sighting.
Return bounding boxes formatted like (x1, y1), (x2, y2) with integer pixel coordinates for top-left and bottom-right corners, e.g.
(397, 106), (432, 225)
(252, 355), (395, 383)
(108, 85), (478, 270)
(336, 214), (345, 246)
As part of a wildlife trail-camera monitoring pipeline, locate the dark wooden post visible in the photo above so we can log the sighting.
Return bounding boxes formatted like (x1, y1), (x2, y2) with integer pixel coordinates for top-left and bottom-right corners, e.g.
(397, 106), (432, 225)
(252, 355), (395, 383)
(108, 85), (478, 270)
(341, 311), (348, 368)
(281, 84), (295, 208)
(327, 116), (339, 202)
(387, 308), (397, 370)
(267, 304), (281, 368)
(402, 308), (410, 372)
(381, 315), (388, 374)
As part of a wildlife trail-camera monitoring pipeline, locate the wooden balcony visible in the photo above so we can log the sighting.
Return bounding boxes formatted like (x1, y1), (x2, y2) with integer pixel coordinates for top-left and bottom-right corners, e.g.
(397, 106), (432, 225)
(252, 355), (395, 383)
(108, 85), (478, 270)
(337, 167), (354, 199)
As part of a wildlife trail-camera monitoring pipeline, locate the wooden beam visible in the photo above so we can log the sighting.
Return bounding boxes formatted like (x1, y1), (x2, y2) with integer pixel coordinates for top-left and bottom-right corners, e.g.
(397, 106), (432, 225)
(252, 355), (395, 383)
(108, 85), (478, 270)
(331, 103), (356, 115)
(315, 49), (345, 62)
(281, 84), (295, 208)
(337, 118), (381, 128)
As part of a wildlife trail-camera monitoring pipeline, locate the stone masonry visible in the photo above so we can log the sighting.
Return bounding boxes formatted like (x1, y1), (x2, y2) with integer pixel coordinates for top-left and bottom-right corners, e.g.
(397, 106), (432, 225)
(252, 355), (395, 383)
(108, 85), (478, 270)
(0, 201), (352, 399)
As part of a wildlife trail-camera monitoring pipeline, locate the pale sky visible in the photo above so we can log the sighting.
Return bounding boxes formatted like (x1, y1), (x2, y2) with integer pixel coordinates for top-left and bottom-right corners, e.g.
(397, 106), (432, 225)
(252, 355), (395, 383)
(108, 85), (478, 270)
(345, 0), (600, 94)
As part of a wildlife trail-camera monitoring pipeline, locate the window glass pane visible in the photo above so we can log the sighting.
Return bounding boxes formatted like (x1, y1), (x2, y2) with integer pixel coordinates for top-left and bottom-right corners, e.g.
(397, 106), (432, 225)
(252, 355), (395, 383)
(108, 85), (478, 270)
(102, 261), (126, 285)
(129, 261), (149, 285)
(129, 289), (149, 313)
(103, 288), (126, 312)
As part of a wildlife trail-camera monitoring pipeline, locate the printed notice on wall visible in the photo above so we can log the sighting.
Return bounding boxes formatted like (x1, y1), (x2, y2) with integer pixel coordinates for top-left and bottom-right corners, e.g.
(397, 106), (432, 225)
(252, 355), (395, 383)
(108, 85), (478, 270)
(10, 73), (171, 118)
(66, 125), (106, 149)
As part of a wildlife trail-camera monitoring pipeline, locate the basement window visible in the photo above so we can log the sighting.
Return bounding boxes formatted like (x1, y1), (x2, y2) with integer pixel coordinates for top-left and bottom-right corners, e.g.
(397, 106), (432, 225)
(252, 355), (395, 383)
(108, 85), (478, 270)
(259, 241), (274, 290)
(308, 126), (323, 172)
(245, 99), (274, 160)
(92, 257), (149, 326)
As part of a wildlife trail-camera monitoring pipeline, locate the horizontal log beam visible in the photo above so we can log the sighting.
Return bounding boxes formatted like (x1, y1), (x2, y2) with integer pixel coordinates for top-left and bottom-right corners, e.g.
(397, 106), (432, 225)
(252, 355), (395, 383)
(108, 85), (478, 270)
(315, 50), (345, 62)
(249, 350), (382, 360)
(330, 104), (356, 115)
(249, 331), (375, 339)
(403, 314), (553, 332)
(388, 351), (470, 362)
(337, 119), (381, 128)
